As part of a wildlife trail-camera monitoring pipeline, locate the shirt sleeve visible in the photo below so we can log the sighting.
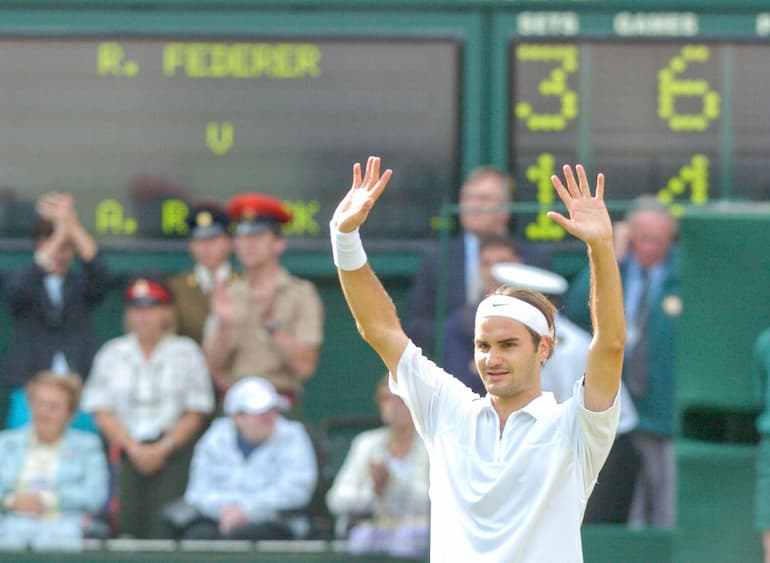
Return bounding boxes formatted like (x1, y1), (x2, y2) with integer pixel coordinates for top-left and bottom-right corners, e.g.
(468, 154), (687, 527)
(291, 282), (324, 347)
(566, 378), (622, 496)
(80, 344), (116, 412)
(326, 431), (378, 516)
(180, 341), (215, 414)
(390, 341), (479, 447)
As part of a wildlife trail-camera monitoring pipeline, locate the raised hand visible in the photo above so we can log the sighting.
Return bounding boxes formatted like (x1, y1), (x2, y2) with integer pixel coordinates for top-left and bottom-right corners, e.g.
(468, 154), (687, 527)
(547, 164), (613, 246)
(331, 156), (392, 233)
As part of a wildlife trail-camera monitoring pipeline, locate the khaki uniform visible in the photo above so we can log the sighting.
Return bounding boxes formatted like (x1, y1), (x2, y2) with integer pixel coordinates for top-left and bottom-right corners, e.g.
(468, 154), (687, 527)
(170, 269), (238, 344)
(214, 268), (323, 393)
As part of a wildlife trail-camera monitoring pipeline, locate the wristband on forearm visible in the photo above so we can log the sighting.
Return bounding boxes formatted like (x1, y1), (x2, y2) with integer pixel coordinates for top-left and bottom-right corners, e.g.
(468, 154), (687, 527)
(330, 225), (368, 271)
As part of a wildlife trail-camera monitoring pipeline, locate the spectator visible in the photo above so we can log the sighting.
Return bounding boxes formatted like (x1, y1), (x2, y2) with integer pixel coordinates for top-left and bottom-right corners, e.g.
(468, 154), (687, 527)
(0, 372), (108, 542)
(181, 377), (317, 540)
(204, 193), (323, 410)
(169, 201), (236, 345)
(81, 273), (214, 538)
(404, 166), (551, 357)
(327, 376), (429, 559)
(1, 192), (112, 430)
(564, 196), (680, 528)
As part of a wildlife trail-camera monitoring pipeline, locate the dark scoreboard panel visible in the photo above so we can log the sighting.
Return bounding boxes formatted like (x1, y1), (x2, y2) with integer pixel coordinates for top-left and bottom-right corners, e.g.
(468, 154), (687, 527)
(0, 36), (460, 240)
(501, 6), (770, 242)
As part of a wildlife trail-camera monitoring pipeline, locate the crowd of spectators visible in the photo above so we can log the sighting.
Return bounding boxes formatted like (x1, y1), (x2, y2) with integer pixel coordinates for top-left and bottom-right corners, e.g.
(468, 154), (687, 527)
(0, 164), (740, 558)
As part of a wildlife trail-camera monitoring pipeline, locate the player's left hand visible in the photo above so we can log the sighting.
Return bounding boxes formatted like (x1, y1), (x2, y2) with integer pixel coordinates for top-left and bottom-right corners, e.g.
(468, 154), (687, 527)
(547, 164), (613, 246)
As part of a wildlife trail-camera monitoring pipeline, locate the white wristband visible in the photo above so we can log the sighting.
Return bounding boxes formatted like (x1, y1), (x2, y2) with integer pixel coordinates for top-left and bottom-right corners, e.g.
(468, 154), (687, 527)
(330, 225), (368, 271)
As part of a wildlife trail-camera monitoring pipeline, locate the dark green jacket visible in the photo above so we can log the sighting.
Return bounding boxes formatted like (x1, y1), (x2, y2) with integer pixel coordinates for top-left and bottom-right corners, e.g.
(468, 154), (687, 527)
(563, 249), (681, 436)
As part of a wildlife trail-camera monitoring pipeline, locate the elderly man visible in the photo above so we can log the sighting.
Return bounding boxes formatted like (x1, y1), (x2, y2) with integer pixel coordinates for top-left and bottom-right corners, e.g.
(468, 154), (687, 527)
(182, 377), (317, 540)
(565, 196), (680, 528)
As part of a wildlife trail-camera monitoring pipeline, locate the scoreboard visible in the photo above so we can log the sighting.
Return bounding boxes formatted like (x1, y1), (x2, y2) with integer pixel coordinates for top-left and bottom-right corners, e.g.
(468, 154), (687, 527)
(1, 2), (769, 243)
(0, 34), (461, 241)
(497, 6), (770, 242)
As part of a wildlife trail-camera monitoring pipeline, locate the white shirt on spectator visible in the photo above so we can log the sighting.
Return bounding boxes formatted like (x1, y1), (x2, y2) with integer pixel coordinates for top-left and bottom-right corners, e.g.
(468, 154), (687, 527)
(391, 341), (620, 563)
(327, 426), (429, 520)
(82, 333), (213, 441)
(184, 416), (317, 531)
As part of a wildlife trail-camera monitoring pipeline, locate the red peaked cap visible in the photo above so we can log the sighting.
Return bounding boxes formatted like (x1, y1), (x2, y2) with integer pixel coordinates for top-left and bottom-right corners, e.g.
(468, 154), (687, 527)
(125, 274), (174, 306)
(227, 193), (292, 234)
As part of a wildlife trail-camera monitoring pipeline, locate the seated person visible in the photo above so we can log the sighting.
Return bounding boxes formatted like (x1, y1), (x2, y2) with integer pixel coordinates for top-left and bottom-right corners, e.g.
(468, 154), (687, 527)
(82, 273), (214, 539)
(0, 372), (109, 542)
(181, 377), (317, 540)
(326, 377), (429, 559)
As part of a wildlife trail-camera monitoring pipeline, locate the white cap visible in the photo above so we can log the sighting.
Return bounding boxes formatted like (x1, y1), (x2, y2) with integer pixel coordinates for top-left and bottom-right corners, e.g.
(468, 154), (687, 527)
(223, 377), (289, 416)
(491, 262), (568, 296)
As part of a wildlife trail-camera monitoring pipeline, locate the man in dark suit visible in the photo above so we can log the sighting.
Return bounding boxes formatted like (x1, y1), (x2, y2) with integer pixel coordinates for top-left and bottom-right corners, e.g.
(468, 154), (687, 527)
(169, 202), (235, 345)
(404, 166), (551, 356)
(1, 193), (113, 428)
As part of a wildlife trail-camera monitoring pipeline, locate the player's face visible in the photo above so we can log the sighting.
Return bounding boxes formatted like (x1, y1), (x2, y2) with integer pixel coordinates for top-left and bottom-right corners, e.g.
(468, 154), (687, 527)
(474, 316), (544, 400)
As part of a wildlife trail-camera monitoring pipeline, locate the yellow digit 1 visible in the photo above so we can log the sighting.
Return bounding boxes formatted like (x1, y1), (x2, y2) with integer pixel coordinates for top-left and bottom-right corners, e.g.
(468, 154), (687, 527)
(658, 45), (721, 132)
(515, 44), (578, 132)
(525, 153), (565, 241)
(656, 154), (709, 217)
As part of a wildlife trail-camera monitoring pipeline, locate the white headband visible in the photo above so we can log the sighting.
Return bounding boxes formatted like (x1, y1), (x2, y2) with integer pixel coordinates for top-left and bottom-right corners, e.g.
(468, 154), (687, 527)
(475, 295), (550, 337)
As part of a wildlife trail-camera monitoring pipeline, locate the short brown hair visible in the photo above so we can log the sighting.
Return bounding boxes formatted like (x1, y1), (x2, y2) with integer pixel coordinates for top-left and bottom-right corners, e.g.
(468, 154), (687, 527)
(25, 371), (83, 415)
(462, 166), (517, 201)
(491, 285), (557, 359)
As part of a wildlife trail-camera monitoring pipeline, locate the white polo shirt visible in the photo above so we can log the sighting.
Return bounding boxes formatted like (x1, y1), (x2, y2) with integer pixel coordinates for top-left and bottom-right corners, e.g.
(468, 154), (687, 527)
(391, 341), (620, 563)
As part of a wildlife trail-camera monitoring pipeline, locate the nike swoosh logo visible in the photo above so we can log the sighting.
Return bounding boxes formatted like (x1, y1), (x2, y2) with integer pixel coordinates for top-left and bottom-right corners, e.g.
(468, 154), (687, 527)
(491, 303), (507, 307)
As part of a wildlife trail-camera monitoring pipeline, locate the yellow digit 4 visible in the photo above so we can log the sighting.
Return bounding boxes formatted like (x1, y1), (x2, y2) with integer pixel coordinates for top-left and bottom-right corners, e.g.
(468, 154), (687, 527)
(657, 154), (710, 217)
(515, 44), (579, 132)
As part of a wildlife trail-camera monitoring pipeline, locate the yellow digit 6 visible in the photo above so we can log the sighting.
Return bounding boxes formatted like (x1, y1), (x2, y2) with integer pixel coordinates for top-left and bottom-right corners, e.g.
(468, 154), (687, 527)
(515, 44), (579, 132)
(658, 45), (721, 132)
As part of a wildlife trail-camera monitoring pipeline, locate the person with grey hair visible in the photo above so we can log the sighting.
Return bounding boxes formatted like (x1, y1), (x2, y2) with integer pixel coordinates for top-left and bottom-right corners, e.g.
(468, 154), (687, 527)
(564, 195), (680, 528)
(0, 372), (108, 543)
